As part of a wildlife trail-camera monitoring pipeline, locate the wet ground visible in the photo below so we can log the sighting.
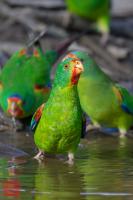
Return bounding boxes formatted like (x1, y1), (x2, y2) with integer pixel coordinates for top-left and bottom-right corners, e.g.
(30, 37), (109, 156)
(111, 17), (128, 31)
(0, 131), (133, 200)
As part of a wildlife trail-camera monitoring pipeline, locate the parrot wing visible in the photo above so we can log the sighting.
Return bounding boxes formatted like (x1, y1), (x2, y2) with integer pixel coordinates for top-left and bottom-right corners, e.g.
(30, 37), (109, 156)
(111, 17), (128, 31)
(30, 103), (45, 130)
(113, 84), (133, 115)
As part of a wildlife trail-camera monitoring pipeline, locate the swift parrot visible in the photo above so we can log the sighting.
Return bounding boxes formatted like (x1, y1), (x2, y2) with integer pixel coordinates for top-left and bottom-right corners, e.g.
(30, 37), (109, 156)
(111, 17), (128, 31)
(65, 0), (110, 42)
(62, 51), (133, 137)
(0, 35), (80, 119)
(31, 57), (84, 162)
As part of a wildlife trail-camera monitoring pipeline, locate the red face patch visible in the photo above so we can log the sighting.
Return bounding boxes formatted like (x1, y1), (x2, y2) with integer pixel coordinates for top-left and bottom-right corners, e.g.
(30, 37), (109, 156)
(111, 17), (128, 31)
(19, 49), (26, 56)
(8, 106), (24, 118)
(71, 59), (83, 85)
(7, 98), (24, 118)
(33, 49), (40, 58)
(71, 67), (80, 85)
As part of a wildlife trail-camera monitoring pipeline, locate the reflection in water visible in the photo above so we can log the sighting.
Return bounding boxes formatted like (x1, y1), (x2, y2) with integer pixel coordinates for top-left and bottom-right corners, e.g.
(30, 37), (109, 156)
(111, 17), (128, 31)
(0, 135), (133, 200)
(34, 159), (85, 200)
(77, 137), (133, 200)
(0, 159), (21, 198)
(0, 158), (37, 200)
(3, 179), (20, 197)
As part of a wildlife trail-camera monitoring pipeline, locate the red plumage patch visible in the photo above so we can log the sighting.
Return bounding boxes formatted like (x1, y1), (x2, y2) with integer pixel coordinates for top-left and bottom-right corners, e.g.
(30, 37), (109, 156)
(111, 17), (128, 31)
(3, 179), (20, 197)
(71, 67), (80, 85)
(31, 103), (45, 130)
(33, 49), (40, 58)
(34, 85), (51, 94)
(62, 53), (77, 61)
(19, 49), (26, 56)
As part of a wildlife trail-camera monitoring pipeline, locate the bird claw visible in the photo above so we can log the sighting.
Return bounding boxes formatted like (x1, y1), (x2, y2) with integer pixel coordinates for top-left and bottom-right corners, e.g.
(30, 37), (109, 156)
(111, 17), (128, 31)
(66, 152), (74, 165)
(34, 150), (45, 161)
(119, 129), (127, 138)
(86, 124), (100, 132)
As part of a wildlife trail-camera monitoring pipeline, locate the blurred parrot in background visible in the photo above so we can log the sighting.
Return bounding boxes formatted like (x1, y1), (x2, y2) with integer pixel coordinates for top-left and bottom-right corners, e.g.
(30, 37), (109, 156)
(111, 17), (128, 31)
(65, 0), (110, 42)
(62, 51), (133, 137)
(0, 34), (80, 119)
(31, 57), (84, 162)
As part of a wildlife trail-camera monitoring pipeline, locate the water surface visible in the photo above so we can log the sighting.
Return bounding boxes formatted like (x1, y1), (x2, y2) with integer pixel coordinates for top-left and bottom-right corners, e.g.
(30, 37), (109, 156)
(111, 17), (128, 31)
(0, 131), (133, 200)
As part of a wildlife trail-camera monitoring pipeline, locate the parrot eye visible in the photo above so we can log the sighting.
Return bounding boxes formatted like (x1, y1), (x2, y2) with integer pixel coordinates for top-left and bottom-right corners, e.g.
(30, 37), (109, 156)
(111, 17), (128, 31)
(64, 64), (69, 70)
(75, 61), (80, 65)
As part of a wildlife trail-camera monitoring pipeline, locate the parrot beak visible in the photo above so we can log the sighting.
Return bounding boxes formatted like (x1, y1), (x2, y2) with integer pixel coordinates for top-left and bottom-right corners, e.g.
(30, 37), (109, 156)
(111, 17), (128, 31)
(71, 59), (84, 85)
(74, 60), (84, 75)
(7, 97), (24, 118)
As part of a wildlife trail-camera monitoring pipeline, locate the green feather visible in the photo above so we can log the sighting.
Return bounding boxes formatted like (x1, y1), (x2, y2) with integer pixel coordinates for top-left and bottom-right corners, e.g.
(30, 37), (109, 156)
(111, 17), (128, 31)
(62, 51), (133, 136)
(0, 36), (80, 119)
(115, 84), (133, 114)
(65, 0), (110, 34)
(0, 48), (57, 118)
(34, 58), (83, 156)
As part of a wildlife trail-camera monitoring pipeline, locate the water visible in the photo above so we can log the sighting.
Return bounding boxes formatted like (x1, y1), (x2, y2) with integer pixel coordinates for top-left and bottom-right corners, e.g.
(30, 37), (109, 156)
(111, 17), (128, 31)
(0, 131), (133, 200)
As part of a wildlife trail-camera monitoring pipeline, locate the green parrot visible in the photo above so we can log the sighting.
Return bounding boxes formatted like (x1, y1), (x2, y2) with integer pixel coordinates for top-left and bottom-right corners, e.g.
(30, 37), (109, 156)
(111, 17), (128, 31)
(31, 57), (84, 162)
(0, 37), (77, 119)
(62, 51), (133, 137)
(65, 0), (110, 40)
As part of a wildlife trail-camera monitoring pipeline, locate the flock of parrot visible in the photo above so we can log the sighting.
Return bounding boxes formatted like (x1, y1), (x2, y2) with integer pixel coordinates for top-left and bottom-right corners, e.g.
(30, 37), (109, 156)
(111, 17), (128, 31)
(0, 35), (78, 119)
(0, 0), (133, 162)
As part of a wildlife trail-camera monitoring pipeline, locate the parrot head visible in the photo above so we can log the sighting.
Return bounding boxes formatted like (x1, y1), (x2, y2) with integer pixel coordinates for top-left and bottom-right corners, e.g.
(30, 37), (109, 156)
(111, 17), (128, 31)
(62, 51), (97, 73)
(7, 94), (24, 118)
(0, 89), (36, 119)
(54, 57), (84, 87)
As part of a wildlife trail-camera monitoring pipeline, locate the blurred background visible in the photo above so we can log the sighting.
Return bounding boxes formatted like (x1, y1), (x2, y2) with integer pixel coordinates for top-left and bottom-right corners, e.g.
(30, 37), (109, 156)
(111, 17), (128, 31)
(0, 0), (133, 82)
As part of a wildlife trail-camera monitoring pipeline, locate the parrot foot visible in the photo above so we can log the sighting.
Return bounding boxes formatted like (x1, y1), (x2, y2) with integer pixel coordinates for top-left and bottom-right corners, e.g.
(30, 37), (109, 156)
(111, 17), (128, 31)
(67, 152), (74, 165)
(119, 130), (127, 147)
(119, 129), (127, 138)
(34, 150), (45, 161)
(86, 123), (101, 132)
